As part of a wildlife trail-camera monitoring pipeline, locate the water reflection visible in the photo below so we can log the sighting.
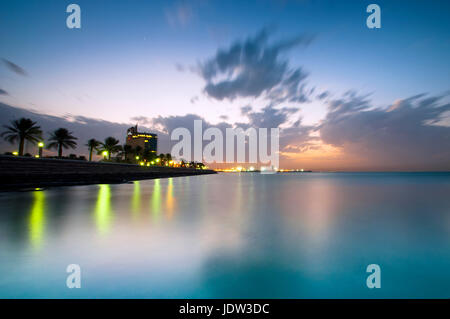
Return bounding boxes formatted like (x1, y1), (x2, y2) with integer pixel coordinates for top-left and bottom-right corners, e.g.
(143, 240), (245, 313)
(1, 173), (450, 298)
(95, 184), (112, 235)
(131, 181), (141, 219)
(166, 178), (174, 219)
(151, 179), (161, 219)
(29, 190), (46, 249)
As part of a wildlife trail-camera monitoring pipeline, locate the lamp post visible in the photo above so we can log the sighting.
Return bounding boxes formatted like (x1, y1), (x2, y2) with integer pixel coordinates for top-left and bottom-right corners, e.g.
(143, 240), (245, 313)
(38, 142), (44, 158)
(103, 151), (108, 160)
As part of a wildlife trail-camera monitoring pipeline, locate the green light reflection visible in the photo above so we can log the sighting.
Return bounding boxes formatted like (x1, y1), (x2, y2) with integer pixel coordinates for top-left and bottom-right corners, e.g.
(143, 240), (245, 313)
(29, 190), (46, 249)
(95, 184), (112, 235)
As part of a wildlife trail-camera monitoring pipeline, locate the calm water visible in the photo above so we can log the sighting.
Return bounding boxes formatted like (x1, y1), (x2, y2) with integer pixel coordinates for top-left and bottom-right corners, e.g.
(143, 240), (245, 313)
(0, 173), (449, 298)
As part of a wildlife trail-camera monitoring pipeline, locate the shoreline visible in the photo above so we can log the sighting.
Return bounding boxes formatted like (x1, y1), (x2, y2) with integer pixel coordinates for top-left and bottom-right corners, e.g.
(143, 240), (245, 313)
(0, 155), (216, 191)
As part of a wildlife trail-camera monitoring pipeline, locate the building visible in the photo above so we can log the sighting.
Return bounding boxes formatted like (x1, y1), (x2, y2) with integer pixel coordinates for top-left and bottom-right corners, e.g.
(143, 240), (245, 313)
(126, 125), (157, 155)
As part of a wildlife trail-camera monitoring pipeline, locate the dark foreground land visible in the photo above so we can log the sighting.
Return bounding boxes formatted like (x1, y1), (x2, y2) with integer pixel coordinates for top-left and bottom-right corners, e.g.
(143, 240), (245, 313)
(0, 155), (216, 190)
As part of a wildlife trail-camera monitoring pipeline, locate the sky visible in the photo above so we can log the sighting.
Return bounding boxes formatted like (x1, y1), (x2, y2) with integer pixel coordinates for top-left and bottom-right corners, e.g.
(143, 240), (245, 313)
(0, 0), (449, 170)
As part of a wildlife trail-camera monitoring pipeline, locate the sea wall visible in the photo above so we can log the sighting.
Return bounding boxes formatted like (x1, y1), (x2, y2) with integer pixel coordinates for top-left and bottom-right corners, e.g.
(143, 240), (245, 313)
(0, 155), (216, 190)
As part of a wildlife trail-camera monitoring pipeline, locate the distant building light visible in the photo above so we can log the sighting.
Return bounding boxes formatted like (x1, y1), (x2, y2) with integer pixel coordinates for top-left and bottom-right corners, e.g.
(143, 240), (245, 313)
(136, 156), (140, 160)
(12, 151), (18, 156)
(35, 155), (40, 158)
(249, 166), (255, 171)
(139, 162), (144, 166)
(38, 142), (44, 148)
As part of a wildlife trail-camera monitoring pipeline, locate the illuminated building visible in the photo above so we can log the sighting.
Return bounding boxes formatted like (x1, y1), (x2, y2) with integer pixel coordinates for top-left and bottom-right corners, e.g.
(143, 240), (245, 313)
(126, 125), (157, 154)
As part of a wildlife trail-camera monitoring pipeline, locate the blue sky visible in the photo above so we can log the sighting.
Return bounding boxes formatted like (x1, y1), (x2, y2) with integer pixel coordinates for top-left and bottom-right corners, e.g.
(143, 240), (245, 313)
(0, 0), (449, 169)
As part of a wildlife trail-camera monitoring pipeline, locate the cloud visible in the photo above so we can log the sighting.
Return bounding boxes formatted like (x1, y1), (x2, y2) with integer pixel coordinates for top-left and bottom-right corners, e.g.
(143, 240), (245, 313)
(190, 96), (199, 104)
(316, 90), (330, 100)
(130, 116), (152, 125)
(2, 59), (27, 76)
(319, 92), (450, 170)
(175, 63), (185, 72)
(198, 28), (314, 102)
(242, 105), (300, 129)
(165, 2), (193, 28)
(0, 88), (8, 95)
(240, 105), (252, 115)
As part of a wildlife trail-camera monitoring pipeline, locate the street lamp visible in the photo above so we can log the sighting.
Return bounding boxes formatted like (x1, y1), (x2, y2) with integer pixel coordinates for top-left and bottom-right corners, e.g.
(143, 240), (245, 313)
(38, 142), (44, 158)
(102, 151), (108, 159)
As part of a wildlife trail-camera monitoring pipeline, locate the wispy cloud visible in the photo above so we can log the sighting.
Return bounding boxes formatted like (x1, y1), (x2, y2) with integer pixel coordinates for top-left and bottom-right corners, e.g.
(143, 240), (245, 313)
(197, 28), (314, 103)
(165, 2), (193, 28)
(2, 58), (27, 76)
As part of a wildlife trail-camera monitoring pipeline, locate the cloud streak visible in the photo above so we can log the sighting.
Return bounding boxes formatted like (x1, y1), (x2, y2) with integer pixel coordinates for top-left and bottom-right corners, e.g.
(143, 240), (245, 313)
(319, 92), (450, 170)
(198, 29), (314, 103)
(2, 58), (27, 76)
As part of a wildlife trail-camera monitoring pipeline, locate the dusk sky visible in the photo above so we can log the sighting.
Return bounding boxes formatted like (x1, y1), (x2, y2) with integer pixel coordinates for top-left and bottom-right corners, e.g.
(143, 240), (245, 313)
(1, 0), (449, 170)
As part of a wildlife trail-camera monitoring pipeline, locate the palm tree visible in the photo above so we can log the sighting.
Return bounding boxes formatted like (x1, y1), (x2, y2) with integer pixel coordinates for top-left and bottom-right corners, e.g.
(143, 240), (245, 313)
(158, 153), (166, 165)
(98, 137), (121, 160)
(1, 118), (42, 155)
(86, 139), (100, 161)
(48, 128), (78, 158)
(122, 144), (133, 161)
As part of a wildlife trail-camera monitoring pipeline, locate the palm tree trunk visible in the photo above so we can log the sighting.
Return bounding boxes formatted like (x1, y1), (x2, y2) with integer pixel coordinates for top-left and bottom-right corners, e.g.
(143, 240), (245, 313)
(58, 144), (62, 158)
(108, 152), (111, 160)
(89, 147), (93, 161)
(19, 137), (25, 156)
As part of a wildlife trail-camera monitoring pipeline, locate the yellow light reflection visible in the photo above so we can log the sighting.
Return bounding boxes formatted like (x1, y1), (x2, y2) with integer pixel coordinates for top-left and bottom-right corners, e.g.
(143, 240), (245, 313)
(151, 179), (161, 219)
(132, 181), (141, 219)
(29, 190), (46, 249)
(166, 178), (174, 219)
(95, 184), (112, 235)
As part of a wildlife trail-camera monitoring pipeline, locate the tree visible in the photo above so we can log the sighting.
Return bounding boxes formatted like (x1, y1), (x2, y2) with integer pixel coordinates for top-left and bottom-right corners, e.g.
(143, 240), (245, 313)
(99, 137), (122, 160)
(122, 144), (133, 161)
(143, 149), (156, 162)
(86, 138), (100, 161)
(48, 128), (78, 158)
(1, 118), (42, 156)
(158, 153), (166, 165)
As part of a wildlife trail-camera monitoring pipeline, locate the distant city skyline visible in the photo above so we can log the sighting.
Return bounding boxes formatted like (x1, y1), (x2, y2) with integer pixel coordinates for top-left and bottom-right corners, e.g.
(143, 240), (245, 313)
(1, 0), (449, 170)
